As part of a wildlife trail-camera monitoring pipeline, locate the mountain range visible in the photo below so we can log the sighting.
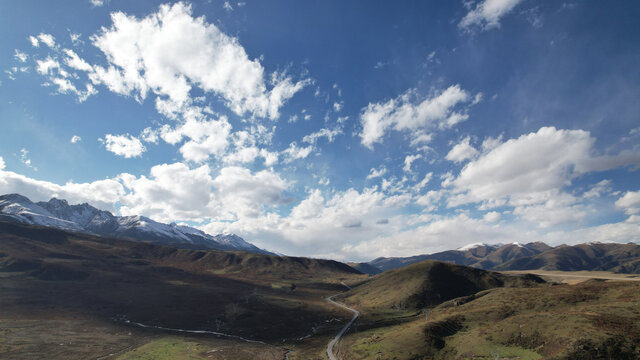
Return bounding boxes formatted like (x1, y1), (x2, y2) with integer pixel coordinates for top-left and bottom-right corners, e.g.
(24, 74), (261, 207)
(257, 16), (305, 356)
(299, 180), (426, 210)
(358, 240), (640, 274)
(0, 193), (270, 254)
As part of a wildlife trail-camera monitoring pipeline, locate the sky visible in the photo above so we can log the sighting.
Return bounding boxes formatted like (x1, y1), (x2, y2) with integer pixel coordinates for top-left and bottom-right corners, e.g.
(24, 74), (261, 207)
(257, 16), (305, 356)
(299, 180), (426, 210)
(0, 0), (639, 261)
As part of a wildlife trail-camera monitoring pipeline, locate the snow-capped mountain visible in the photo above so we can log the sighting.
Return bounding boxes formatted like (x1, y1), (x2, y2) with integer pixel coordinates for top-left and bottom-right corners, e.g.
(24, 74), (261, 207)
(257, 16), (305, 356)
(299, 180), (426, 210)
(0, 193), (272, 255)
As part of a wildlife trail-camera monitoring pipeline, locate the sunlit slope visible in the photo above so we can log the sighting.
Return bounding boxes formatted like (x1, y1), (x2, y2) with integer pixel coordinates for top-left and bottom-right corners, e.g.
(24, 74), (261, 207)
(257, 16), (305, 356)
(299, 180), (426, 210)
(341, 279), (640, 359)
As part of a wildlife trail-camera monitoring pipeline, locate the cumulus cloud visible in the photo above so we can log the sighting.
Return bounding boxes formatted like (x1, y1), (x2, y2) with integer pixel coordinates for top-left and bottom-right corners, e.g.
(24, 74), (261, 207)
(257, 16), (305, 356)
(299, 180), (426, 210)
(444, 127), (640, 229)
(212, 166), (291, 218)
(445, 136), (478, 163)
(14, 50), (28, 63)
(70, 135), (82, 143)
(359, 85), (478, 149)
(37, 33), (56, 48)
(159, 116), (232, 163)
(366, 166), (387, 180)
(36, 56), (97, 102)
(102, 134), (146, 158)
(88, 2), (308, 119)
(282, 142), (313, 163)
(302, 126), (343, 144)
(459, 0), (524, 31)
(483, 211), (501, 222)
(63, 49), (93, 72)
(28, 36), (39, 47)
(403, 154), (422, 173)
(0, 166), (124, 211)
(451, 127), (640, 207)
(615, 190), (640, 215)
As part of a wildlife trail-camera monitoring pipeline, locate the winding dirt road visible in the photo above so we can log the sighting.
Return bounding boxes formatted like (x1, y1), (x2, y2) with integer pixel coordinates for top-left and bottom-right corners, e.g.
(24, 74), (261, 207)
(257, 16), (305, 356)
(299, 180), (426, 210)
(326, 284), (359, 360)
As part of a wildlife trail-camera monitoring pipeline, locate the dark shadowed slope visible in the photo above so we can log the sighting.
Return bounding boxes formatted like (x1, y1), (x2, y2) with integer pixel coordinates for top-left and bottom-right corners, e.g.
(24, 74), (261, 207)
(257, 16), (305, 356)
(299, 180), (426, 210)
(347, 262), (382, 275)
(0, 220), (362, 344)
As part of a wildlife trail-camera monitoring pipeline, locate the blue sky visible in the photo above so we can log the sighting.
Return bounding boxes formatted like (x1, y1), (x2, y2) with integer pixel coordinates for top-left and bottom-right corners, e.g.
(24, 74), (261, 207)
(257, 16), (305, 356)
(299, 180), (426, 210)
(1, 0), (639, 260)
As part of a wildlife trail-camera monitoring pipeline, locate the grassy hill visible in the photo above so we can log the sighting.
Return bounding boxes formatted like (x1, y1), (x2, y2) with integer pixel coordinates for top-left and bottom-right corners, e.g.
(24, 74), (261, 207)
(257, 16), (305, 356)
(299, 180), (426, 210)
(339, 260), (544, 312)
(341, 279), (640, 359)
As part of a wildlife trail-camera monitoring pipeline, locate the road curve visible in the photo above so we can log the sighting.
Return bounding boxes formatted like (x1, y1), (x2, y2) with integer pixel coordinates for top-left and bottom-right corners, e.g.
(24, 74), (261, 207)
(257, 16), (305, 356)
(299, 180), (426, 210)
(326, 294), (359, 360)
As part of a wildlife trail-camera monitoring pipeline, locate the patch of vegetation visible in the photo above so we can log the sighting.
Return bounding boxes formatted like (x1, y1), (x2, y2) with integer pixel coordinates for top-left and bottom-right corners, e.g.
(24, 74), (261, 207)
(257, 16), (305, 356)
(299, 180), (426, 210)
(342, 279), (640, 359)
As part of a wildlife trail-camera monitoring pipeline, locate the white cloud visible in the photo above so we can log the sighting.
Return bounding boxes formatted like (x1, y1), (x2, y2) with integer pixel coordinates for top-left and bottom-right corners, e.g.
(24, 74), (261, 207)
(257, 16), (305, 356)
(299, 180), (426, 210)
(35, 56), (97, 102)
(282, 142), (313, 163)
(37, 33), (56, 48)
(450, 127), (640, 207)
(366, 166), (387, 180)
(359, 85), (477, 149)
(19, 149), (36, 171)
(615, 190), (640, 215)
(318, 177), (330, 186)
(69, 33), (82, 46)
(512, 192), (587, 228)
(90, 0), (104, 7)
(159, 116), (232, 163)
(212, 166), (291, 218)
(483, 211), (501, 222)
(0, 166), (124, 211)
(403, 154), (422, 173)
(140, 127), (159, 144)
(117, 162), (217, 222)
(345, 213), (519, 260)
(102, 134), (146, 158)
(0, 156), (4, 170)
(459, 0), (524, 31)
(413, 172), (433, 192)
(28, 36), (39, 47)
(223, 1), (233, 11)
(445, 136), (478, 163)
(63, 49), (93, 72)
(14, 50), (28, 63)
(89, 2), (308, 119)
(70, 135), (82, 143)
(36, 57), (61, 75)
(333, 102), (343, 112)
(302, 126), (342, 144)
(583, 179), (612, 199)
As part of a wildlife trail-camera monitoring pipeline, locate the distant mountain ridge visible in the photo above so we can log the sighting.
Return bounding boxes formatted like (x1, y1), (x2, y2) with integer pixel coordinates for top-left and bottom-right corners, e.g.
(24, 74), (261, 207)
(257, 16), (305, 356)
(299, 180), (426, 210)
(0, 193), (271, 254)
(357, 240), (640, 274)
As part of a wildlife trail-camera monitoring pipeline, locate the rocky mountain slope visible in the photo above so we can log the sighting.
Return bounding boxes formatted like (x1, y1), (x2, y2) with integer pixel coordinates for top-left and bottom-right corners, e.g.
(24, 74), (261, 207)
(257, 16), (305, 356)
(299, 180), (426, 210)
(362, 241), (640, 274)
(365, 242), (551, 273)
(0, 193), (270, 254)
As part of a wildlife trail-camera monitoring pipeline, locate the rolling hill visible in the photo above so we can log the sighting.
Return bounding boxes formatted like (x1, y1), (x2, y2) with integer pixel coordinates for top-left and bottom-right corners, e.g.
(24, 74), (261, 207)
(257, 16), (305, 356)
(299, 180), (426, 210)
(339, 260), (544, 311)
(341, 279), (640, 359)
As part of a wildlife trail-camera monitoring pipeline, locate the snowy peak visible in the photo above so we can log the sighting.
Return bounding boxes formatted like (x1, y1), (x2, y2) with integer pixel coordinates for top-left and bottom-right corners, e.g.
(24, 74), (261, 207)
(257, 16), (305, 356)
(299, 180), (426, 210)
(0, 193), (271, 255)
(0, 194), (83, 231)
